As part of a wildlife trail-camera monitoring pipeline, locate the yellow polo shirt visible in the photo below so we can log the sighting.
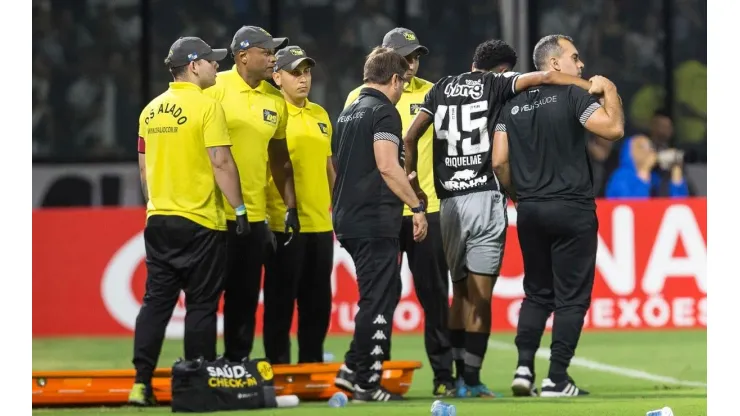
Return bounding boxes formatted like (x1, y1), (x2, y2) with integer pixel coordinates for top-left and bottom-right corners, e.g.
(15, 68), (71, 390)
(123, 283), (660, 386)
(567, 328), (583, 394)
(344, 76), (439, 215)
(204, 66), (288, 222)
(266, 99), (333, 232)
(138, 82), (231, 231)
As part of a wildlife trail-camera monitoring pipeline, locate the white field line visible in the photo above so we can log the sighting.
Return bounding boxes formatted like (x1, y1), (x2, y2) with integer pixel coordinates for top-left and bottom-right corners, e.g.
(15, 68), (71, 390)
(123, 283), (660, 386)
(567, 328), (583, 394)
(488, 340), (707, 388)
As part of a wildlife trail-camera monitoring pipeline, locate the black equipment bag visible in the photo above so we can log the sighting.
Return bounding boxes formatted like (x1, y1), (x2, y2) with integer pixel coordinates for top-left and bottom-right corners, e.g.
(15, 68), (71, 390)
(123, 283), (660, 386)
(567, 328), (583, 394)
(171, 356), (278, 413)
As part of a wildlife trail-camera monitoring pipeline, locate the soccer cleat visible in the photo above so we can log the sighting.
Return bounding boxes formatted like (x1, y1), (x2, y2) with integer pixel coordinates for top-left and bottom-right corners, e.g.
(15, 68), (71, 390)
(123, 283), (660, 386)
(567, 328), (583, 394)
(352, 385), (404, 402)
(511, 366), (538, 397)
(540, 377), (590, 397)
(456, 382), (501, 398)
(433, 380), (457, 397)
(127, 383), (157, 406)
(334, 364), (356, 393)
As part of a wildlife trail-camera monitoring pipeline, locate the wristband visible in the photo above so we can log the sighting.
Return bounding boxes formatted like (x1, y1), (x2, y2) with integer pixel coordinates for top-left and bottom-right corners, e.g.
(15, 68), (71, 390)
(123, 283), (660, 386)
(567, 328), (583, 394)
(235, 205), (247, 216)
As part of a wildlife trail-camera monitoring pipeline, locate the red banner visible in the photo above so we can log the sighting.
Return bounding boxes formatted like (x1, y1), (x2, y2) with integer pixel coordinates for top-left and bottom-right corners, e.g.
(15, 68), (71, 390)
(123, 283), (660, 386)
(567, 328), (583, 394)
(32, 199), (706, 337)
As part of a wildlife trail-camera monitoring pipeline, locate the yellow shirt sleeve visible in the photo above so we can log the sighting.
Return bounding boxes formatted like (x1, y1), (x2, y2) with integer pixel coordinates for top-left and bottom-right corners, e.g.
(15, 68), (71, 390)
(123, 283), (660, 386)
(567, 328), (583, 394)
(138, 107), (148, 138)
(327, 119), (333, 156)
(203, 101), (232, 148)
(344, 86), (362, 109)
(273, 98), (288, 140)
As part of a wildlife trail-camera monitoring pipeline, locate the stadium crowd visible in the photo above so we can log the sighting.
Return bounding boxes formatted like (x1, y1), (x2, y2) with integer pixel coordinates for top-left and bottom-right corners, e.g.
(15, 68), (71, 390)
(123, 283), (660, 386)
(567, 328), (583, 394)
(32, 0), (706, 196)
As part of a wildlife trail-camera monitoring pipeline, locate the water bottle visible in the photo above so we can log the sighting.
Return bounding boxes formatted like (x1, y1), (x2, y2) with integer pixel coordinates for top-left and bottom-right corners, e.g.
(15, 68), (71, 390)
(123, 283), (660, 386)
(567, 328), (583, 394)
(328, 391), (348, 407)
(431, 399), (456, 416)
(646, 407), (674, 416)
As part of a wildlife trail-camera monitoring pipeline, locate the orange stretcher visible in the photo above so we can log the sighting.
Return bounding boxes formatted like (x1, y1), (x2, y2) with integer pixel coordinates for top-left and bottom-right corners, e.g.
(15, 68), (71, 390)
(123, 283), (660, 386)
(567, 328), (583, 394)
(32, 361), (422, 407)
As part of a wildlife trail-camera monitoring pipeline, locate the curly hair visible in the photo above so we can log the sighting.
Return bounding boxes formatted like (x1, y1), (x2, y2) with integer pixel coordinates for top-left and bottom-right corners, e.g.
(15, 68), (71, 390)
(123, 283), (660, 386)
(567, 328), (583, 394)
(472, 39), (518, 71)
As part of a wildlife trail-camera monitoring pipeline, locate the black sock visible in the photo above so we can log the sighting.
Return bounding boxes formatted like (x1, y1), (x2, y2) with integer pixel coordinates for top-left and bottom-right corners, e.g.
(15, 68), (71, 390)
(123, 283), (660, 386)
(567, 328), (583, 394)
(134, 369), (153, 385)
(548, 360), (568, 383)
(450, 329), (465, 380)
(463, 332), (489, 386)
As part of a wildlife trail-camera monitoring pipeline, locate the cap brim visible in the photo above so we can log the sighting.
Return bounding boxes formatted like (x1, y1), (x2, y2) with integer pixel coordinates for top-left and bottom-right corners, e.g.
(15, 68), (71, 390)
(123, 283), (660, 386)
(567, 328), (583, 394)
(207, 49), (228, 61)
(396, 44), (429, 57)
(262, 37), (289, 50)
(283, 57), (316, 71)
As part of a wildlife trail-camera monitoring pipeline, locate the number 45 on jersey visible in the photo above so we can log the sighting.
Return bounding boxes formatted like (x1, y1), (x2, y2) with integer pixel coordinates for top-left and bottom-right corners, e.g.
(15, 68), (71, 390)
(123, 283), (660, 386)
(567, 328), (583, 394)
(434, 101), (491, 157)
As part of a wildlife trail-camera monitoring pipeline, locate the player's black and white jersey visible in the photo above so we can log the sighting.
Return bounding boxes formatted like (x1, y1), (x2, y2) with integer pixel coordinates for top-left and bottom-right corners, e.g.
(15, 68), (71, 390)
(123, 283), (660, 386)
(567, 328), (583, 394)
(420, 70), (520, 200)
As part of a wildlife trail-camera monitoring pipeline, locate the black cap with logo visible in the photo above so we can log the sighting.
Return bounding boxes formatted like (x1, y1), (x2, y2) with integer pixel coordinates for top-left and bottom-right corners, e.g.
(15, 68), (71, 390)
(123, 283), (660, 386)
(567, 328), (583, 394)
(164, 37), (228, 68)
(382, 28), (429, 57)
(274, 46), (316, 72)
(231, 26), (289, 54)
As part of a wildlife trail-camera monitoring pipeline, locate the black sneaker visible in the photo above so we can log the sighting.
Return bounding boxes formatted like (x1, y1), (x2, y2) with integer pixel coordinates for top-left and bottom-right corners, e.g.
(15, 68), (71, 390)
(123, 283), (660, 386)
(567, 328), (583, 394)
(433, 380), (456, 397)
(334, 364), (356, 393)
(540, 377), (590, 397)
(511, 366), (538, 397)
(352, 385), (404, 402)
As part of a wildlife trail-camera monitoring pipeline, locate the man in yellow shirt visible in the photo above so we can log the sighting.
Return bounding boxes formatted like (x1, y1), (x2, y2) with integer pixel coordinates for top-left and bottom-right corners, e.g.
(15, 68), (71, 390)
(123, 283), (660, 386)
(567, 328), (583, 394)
(343, 28), (454, 397)
(263, 46), (336, 365)
(129, 37), (248, 406)
(204, 26), (300, 362)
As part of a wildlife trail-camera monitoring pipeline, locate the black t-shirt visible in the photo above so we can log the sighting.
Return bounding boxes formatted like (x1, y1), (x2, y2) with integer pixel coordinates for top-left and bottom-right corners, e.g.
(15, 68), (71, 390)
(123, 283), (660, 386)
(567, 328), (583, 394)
(496, 85), (601, 209)
(421, 70), (521, 199)
(331, 87), (404, 239)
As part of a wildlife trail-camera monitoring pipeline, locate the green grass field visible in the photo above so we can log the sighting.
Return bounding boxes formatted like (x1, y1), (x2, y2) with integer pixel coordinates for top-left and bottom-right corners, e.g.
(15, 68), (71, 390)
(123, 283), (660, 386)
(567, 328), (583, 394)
(33, 331), (707, 415)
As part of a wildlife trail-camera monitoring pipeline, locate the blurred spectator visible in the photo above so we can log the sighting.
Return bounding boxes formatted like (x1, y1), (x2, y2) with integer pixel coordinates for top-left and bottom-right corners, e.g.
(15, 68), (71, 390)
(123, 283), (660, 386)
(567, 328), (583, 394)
(604, 134), (688, 199)
(587, 134), (614, 197)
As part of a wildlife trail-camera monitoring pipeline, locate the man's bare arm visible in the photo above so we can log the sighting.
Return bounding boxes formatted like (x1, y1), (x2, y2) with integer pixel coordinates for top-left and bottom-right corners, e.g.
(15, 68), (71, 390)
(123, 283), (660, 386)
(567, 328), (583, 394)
(326, 156), (336, 194)
(268, 139), (297, 209)
(374, 140), (422, 208)
(584, 77), (625, 141)
(138, 153), (148, 204)
(515, 70), (592, 93)
(208, 145), (245, 209)
(402, 110), (433, 187)
(492, 131), (517, 203)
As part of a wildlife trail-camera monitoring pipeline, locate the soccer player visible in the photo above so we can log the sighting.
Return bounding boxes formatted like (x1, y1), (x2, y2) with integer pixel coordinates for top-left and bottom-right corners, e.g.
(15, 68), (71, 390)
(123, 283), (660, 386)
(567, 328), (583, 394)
(129, 37), (249, 406)
(263, 45), (335, 364)
(332, 47), (428, 402)
(403, 39), (593, 398)
(204, 26), (300, 362)
(343, 28), (457, 396)
(492, 34), (624, 397)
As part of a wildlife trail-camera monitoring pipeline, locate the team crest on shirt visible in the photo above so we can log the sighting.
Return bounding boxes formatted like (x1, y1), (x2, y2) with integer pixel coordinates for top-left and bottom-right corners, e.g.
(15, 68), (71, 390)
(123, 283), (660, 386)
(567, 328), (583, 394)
(263, 109), (278, 125)
(410, 103), (422, 115)
(317, 122), (329, 135)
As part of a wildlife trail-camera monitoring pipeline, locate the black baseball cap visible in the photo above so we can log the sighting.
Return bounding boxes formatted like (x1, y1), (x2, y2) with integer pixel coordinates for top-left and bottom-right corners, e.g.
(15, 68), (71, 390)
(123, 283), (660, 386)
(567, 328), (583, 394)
(231, 26), (289, 54)
(274, 46), (316, 72)
(382, 28), (429, 57)
(164, 37), (228, 68)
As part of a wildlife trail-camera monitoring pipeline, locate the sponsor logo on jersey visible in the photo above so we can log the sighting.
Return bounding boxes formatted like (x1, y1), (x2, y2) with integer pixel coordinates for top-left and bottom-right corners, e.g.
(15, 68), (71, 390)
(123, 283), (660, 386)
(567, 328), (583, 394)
(444, 81), (484, 100)
(263, 109), (278, 125)
(443, 175), (488, 191)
